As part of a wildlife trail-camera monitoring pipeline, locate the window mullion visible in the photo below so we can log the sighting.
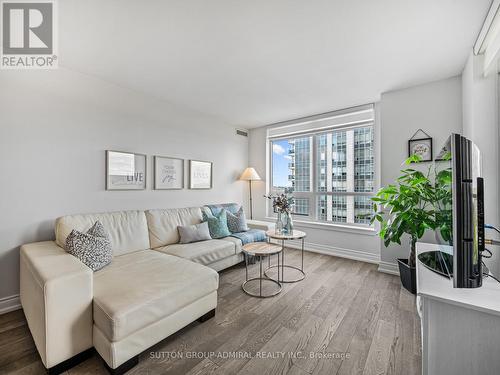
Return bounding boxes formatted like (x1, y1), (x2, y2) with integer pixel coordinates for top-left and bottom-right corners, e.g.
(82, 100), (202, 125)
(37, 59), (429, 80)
(310, 135), (316, 219)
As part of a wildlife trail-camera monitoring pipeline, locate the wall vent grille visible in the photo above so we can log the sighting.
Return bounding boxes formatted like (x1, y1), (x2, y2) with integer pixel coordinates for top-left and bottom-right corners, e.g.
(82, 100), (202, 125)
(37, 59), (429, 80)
(236, 129), (248, 137)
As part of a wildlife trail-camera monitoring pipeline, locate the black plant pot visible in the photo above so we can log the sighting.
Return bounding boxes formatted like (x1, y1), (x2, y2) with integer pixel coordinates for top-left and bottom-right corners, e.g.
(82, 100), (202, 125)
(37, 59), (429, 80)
(397, 258), (416, 294)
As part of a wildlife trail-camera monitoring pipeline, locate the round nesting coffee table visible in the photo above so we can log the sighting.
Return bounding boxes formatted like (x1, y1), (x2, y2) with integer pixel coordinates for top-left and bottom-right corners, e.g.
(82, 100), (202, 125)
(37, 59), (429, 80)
(242, 242), (282, 298)
(265, 230), (306, 283)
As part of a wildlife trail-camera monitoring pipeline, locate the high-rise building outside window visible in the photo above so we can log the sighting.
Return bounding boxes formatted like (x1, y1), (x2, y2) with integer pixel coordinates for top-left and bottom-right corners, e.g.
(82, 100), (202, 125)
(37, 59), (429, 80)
(269, 104), (375, 227)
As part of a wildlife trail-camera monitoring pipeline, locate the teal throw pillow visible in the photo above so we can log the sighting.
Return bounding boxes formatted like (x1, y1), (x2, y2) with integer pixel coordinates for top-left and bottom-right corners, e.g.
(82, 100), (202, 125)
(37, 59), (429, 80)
(202, 209), (231, 239)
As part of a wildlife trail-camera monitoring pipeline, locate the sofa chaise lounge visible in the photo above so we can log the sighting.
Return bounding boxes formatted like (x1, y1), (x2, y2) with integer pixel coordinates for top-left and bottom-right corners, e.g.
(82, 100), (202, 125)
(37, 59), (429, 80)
(20, 205), (272, 374)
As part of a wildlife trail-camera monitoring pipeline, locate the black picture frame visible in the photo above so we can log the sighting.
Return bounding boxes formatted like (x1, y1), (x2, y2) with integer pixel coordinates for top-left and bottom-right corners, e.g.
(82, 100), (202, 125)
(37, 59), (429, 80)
(408, 137), (433, 162)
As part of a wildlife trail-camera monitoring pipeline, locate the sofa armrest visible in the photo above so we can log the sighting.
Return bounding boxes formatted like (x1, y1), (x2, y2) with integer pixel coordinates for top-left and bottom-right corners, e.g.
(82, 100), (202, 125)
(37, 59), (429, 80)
(20, 241), (93, 369)
(247, 219), (275, 232)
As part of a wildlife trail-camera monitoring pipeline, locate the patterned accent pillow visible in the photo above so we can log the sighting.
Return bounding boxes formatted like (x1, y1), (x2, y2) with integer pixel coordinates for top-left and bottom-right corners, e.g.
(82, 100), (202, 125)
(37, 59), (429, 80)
(226, 206), (249, 233)
(202, 209), (231, 239)
(65, 221), (112, 271)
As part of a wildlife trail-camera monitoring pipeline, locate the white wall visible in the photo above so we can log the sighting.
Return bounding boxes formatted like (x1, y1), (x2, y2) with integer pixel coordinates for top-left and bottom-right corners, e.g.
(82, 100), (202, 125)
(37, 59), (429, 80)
(0, 68), (248, 307)
(379, 76), (463, 272)
(248, 113), (381, 264)
(462, 52), (500, 276)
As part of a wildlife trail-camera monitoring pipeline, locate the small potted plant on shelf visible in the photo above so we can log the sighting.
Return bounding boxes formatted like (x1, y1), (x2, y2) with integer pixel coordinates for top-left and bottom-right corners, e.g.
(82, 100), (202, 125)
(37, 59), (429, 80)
(264, 192), (295, 235)
(371, 154), (452, 294)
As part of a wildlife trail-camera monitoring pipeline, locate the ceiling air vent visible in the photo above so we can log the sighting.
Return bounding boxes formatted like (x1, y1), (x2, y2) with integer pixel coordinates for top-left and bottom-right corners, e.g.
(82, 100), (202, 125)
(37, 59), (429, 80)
(236, 129), (248, 137)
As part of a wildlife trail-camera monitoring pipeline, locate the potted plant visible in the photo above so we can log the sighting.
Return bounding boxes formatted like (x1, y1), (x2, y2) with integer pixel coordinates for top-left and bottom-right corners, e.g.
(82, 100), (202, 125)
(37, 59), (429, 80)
(371, 154), (451, 294)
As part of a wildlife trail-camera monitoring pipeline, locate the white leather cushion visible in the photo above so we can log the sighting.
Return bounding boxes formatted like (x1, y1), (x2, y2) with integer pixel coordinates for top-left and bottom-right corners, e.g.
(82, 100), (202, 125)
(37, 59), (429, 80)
(55, 211), (150, 257)
(220, 236), (243, 254)
(93, 250), (218, 342)
(157, 239), (236, 265)
(146, 207), (203, 248)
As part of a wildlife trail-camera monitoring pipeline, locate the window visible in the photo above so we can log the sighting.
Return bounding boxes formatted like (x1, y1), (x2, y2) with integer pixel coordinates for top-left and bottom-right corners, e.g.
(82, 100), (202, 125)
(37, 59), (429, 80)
(269, 105), (375, 227)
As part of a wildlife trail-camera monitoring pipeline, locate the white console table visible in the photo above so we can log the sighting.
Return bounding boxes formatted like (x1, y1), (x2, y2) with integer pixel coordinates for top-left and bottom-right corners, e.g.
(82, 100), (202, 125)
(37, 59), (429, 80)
(416, 242), (500, 375)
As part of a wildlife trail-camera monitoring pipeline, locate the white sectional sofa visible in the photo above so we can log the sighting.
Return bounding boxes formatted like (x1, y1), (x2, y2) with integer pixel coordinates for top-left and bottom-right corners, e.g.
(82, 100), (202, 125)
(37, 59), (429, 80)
(20, 206), (271, 374)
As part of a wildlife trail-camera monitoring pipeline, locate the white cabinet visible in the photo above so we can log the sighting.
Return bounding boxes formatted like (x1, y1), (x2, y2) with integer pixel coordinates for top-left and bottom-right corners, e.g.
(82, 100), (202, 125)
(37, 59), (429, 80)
(417, 242), (500, 375)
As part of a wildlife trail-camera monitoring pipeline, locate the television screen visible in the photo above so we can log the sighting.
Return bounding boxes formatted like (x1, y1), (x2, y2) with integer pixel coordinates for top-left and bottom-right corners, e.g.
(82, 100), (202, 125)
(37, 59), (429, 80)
(436, 134), (483, 288)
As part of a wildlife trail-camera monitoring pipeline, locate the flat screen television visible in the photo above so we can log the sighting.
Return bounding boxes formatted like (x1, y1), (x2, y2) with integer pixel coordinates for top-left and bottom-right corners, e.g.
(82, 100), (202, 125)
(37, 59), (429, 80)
(435, 133), (484, 288)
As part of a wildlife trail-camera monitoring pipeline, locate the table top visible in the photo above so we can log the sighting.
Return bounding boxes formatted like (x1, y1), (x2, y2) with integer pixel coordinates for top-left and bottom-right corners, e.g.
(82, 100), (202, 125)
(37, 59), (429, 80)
(265, 229), (306, 240)
(416, 242), (500, 317)
(242, 242), (282, 256)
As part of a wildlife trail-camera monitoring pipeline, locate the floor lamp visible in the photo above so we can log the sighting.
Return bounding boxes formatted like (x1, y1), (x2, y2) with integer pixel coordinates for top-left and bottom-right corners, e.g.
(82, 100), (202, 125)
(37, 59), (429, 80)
(239, 167), (261, 220)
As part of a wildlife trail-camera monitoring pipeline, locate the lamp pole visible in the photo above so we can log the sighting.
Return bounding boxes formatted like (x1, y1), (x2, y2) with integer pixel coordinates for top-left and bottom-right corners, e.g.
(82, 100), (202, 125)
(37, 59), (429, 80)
(249, 179), (253, 219)
(239, 167), (261, 220)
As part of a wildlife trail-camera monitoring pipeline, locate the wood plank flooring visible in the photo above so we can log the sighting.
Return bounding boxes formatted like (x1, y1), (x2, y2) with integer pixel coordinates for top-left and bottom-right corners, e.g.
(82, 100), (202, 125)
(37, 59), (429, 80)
(0, 250), (421, 375)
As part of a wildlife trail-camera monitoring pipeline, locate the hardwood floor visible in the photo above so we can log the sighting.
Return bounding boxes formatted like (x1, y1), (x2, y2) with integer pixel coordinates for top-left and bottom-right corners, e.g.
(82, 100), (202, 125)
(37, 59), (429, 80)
(0, 250), (421, 375)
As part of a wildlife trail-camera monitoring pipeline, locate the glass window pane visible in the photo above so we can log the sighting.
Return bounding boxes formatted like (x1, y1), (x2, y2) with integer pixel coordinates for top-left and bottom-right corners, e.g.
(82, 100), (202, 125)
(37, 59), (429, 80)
(294, 198), (309, 216)
(316, 134), (328, 193)
(332, 130), (347, 192)
(272, 139), (294, 191)
(289, 137), (311, 192)
(354, 126), (374, 192)
(332, 195), (347, 223)
(271, 137), (311, 193)
(317, 195), (328, 221)
(354, 196), (373, 224)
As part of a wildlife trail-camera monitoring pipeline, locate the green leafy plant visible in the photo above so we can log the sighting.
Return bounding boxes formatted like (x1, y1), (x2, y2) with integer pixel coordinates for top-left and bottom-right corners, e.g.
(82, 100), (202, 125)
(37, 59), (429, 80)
(371, 154), (452, 267)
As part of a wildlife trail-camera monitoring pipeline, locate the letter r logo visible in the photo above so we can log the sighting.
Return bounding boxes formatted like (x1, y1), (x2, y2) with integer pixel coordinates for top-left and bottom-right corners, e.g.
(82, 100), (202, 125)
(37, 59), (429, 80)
(2, 2), (53, 54)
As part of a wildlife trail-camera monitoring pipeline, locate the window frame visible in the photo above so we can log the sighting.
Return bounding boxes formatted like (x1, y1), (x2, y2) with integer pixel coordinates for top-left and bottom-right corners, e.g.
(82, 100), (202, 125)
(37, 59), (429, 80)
(267, 118), (376, 232)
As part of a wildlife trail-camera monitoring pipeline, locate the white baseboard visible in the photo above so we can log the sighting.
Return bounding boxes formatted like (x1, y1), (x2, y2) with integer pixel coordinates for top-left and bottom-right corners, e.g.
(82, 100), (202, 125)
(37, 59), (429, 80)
(270, 239), (380, 265)
(378, 261), (400, 276)
(0, 294), (21, 315)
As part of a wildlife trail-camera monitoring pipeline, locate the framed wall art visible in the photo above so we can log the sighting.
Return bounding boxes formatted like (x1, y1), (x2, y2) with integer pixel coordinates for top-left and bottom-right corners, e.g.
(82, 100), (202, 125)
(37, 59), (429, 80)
(408, 129), (433, 162)
(106, 150), (147, 190)
(154, 156), (184, 190)
(189, 160), (213, 189)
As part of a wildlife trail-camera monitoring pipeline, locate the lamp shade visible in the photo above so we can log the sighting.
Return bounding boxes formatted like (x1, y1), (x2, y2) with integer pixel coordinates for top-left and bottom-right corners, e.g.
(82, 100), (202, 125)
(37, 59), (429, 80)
(239, 167), (261, 181)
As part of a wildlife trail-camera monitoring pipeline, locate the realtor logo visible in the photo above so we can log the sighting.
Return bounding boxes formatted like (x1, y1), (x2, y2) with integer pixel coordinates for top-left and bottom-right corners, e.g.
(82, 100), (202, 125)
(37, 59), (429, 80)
(1, 0), (58, 69)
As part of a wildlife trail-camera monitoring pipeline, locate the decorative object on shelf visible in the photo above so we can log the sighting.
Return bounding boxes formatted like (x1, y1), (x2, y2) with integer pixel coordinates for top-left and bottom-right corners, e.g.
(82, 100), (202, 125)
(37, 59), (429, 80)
(408, 129), (433, 162)
(154, 156), (184, 190)
(239, 167), (261, 219)
(106, 150), (146, 190)
(264, 193), (295, 235)
(189, 160), (213, 189)
(371, 153), (452, 294)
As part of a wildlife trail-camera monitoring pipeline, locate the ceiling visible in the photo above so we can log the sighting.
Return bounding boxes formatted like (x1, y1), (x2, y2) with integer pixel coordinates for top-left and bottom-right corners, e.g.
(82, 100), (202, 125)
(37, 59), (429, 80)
(59, 0), (491, 128)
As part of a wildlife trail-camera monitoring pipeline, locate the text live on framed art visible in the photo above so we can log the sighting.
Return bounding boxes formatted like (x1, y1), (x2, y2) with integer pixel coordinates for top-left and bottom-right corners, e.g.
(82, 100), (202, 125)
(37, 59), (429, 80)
(106, 150), (146, 190)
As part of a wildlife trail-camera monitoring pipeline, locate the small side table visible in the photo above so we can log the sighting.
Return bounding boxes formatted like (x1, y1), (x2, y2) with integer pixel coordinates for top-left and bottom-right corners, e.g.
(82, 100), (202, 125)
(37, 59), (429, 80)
(265, 230), (306, 283)
(242, 242), (282, 298)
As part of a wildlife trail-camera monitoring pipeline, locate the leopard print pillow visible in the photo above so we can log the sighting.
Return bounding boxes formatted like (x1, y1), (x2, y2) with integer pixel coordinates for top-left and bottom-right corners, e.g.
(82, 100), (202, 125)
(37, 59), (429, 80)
(65, 221), (112, 271)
